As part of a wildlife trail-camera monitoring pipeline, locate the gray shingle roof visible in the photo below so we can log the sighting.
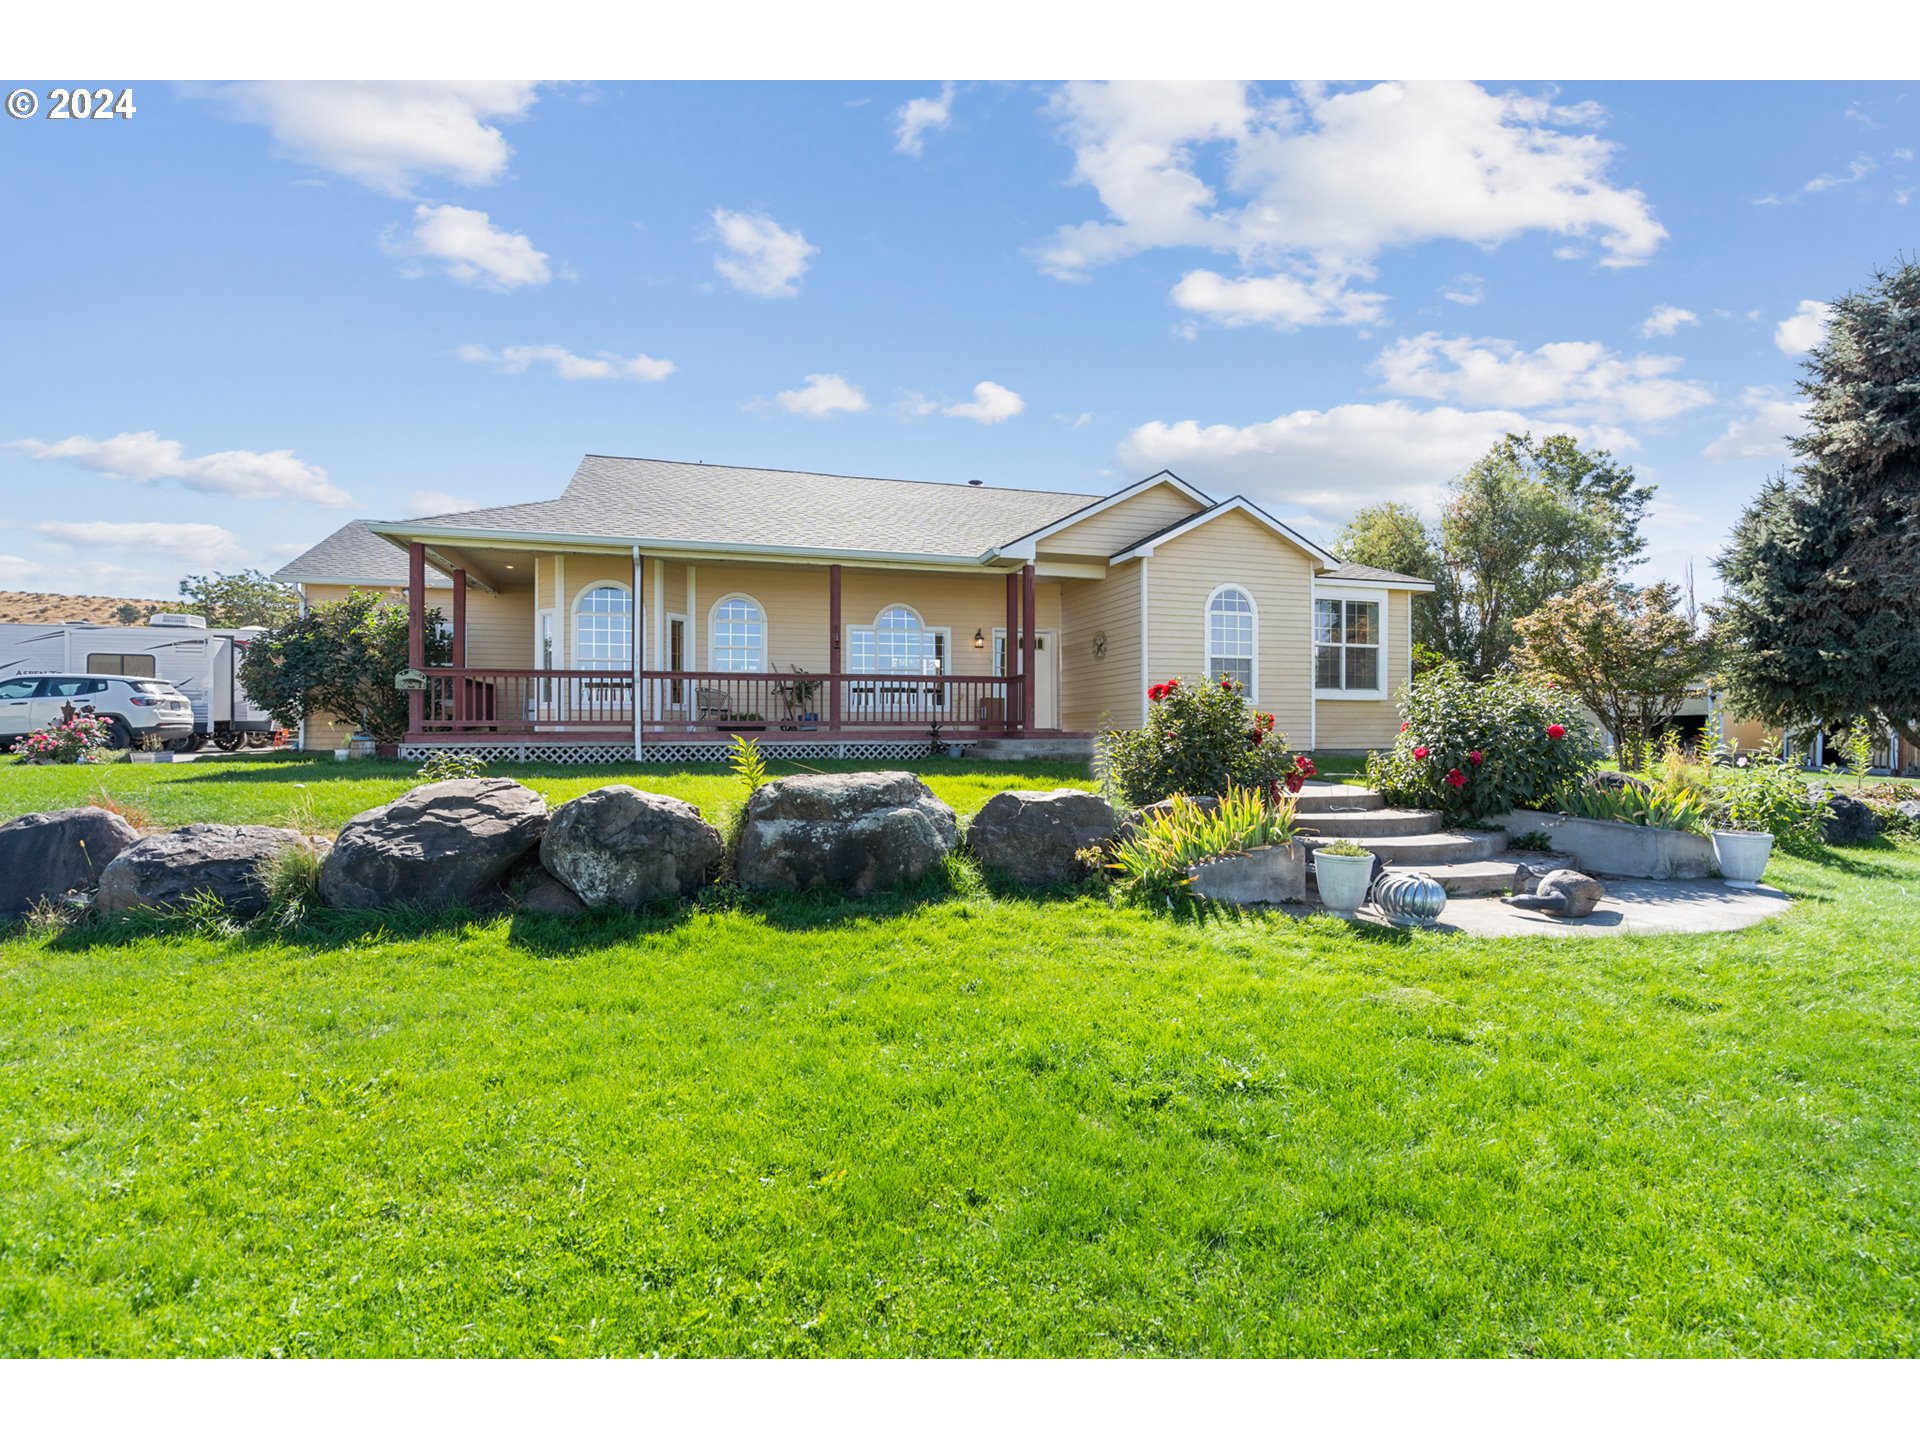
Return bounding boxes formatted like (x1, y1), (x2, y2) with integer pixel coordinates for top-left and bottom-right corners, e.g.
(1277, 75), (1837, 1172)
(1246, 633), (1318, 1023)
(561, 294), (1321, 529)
(388, 455), (1102, 559)
(1316, 561), (1432, 587)
(273, 520), (451, 588)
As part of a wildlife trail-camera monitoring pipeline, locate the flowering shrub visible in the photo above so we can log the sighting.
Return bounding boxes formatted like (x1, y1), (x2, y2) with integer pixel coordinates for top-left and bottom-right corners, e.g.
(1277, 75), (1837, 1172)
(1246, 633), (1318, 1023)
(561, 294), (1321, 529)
(1365, 662), (1602, 822)
(417, 751), (488, 782)
(11, 714), (116, 764)
(1102, 676), (1313, 807)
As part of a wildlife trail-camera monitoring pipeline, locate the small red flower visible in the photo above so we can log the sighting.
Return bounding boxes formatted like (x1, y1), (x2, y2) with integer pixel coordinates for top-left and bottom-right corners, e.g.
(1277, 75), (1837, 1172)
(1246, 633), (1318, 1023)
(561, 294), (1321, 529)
(1445, 768), (1467, 789)
(1164, 678), (1179, 691)
(1248, 728), (1265, 747)
(1469, 750), (1484, 765)
(1413, 745), (1429, 760)
(1285, 773), (1304, 793)
(1547, 723), (1567, 741)
(1220, 677), (1234, 690)
(1399, 721), (1410, 732)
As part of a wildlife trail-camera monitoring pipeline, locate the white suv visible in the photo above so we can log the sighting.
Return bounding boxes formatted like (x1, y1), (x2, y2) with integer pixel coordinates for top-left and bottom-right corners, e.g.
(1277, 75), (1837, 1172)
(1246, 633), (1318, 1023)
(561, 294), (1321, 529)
(0, 673), (197, 750)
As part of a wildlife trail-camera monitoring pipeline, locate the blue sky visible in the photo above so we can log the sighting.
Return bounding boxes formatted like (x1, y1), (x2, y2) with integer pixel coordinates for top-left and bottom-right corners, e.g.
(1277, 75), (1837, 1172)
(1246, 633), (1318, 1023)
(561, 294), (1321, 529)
(0, 79), (1912, 601)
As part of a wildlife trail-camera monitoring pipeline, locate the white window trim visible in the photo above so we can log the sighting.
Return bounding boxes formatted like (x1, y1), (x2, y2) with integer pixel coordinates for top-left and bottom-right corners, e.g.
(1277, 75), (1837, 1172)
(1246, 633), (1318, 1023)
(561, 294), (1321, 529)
(1312, 583), (1388, 701)
(705, 591), (768, 671)
(848, 605), (952, 709)
(1203, 582), (1259, 701)
(571, 580), (635, 670)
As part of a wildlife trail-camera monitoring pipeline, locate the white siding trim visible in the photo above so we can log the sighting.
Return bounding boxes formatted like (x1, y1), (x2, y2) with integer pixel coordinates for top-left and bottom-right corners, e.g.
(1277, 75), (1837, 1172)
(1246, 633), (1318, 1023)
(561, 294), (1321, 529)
(1139, 556), (1150, 727)
(554, 554), (567, 671)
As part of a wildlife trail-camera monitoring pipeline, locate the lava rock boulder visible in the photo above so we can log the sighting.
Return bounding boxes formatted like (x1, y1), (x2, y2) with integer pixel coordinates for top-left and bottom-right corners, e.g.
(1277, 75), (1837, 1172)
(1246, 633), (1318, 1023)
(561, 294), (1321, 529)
(319, 777), (549, 911)
(540, 785), (724, 907)
(0, 807), (139, 918)
(95, 823), (310, 918)
(966, 788), (1114, 886)
(736, 771), (957, 895)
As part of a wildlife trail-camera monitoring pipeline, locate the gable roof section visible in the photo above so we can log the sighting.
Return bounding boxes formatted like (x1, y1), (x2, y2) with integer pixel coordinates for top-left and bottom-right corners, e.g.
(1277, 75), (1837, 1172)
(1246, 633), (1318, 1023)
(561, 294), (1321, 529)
(1316, 561), (1435, 592)
(994, 470), (1214, 558)
(1108, 496), (1339, 567)
(371, 455), (1101, 563)
(273, 520), (452, 588)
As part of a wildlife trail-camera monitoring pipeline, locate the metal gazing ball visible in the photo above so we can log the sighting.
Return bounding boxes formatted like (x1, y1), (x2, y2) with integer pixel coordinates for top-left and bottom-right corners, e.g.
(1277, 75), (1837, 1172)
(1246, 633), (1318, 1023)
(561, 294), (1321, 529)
(1374, 870), (1447, 928)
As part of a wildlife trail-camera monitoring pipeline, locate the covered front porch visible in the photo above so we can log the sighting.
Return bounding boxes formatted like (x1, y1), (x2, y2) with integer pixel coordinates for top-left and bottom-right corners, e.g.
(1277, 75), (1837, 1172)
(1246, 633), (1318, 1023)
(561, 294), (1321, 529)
(397, 540), (1073, 758)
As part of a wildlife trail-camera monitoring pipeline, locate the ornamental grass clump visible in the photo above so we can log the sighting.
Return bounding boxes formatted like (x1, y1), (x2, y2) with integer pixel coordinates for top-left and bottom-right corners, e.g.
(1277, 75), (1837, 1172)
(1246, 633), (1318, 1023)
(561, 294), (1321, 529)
(1102, 676), (1314, 808)
(1106, 786), (1299, 901)
(11, 714), (117, 765)
(1366, 662), (1602, 823)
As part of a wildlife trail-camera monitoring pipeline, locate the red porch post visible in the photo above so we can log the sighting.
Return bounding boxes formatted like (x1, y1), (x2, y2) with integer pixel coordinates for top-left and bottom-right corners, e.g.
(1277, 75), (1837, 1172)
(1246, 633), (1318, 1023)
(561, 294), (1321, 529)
(406, 542), (426, 735)
(828, 564), (842, 732)
(449, 568), (467, 726)
(1020, 563), (1037, 734)
(1004, 572), (1018, 733)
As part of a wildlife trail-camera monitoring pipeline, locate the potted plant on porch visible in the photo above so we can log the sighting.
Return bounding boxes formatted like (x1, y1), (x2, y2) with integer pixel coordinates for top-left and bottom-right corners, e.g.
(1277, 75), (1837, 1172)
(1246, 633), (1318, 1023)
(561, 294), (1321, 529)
(1313, 840), (1376, 917)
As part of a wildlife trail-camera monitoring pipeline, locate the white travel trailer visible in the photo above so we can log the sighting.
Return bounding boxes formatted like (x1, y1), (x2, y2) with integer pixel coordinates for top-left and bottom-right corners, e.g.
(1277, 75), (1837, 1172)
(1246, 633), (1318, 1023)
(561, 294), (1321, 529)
(0, 612), (279, 750)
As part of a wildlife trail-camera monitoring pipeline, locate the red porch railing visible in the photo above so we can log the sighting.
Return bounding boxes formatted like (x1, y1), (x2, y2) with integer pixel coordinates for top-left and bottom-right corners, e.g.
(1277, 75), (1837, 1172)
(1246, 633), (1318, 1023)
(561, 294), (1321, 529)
(414, 667), (1027, 737)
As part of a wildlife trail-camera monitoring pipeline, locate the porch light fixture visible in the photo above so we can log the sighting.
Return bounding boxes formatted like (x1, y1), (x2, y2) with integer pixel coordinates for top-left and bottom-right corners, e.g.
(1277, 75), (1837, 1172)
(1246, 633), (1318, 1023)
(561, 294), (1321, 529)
(973, 628), (985, 649)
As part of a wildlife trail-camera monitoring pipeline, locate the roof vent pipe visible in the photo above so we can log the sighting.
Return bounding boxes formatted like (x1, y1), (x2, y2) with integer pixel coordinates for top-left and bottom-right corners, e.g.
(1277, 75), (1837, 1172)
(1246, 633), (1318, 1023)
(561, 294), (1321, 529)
(968, 479), (983, 486)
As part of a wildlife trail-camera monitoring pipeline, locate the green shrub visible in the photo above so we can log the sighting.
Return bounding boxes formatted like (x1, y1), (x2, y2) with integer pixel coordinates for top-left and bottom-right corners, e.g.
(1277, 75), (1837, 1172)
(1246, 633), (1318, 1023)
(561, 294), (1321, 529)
(1365, 662), (1603, 823)
(1317, 839), (1373, 858)
(1107, 787), (1299, 900)
(256, 841), (323, 922)
(1867, 800), (1920, 840)
(1716, 761), (1826, 854)
(417, 751), (488, 782)
(1558, 777), (1712, 834)
(1102, 676), (1312, 808)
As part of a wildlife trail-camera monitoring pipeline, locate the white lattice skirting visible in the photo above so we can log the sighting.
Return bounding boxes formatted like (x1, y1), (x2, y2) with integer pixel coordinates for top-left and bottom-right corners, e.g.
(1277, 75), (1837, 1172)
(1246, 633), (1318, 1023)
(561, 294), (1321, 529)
(397, 739), (940, 765)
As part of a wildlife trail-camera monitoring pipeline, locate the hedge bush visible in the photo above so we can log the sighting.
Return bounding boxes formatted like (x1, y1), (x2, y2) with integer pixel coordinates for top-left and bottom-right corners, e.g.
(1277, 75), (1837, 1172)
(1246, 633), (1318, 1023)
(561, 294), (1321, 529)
(1365, 663), (1602, 822)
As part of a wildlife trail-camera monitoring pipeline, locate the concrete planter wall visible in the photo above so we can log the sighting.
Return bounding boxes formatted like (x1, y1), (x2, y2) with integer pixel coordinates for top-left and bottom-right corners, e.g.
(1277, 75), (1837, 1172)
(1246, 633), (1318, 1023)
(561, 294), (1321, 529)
(1492, 809), (1715, 879)
(1188, 843), (1305, 905)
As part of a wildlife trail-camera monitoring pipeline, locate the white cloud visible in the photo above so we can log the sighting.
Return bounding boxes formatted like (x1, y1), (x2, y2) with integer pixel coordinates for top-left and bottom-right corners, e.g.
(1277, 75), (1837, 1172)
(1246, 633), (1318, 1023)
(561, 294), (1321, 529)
(36, 520), (244, 560)
(1118, 401), (1632, 523)
(456, 343), (674, 382)
(1704, 386), (1809, 463)
(1441, 273), (1485, 306)
(1169, 268), (1387, 330)
(0, 553), (48, 587)
(385, 203), (551, 290)
(943, 381), (1025, 425)
(711, 208), (816, 298)
(1640, 304), (1699, 338)
(1775, 299), (1832, 356)
(776, 373), (869, 417)
(6, 431), (349, 506)
(405, 491), (476, 516)
(203, 82), (540, 197)
(1804, 155), (1876, 193)
(1039, 80), (1665, 328)
(894, 82), (955, 157)
(1376, 333), (1713, 423)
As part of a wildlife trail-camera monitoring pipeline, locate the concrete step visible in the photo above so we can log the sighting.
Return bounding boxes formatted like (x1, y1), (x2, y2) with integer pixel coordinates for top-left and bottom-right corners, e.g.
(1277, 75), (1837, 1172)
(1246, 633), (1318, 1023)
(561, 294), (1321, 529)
(1304, 858), (1523, 900)
(1293, 783), (1384, 813)
(1297, 807), (1444, 838)
(1303, 829), (1511, 866)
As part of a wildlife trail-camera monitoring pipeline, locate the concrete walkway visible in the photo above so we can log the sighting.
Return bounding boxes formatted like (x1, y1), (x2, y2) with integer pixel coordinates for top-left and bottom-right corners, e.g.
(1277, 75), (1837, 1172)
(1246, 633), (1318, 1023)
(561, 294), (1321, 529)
(1355, 878), (1793, 938)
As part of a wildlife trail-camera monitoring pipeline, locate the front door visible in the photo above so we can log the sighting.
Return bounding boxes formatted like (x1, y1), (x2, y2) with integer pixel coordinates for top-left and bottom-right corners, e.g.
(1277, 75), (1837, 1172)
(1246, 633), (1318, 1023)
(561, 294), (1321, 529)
(994, 628), (1060, 730)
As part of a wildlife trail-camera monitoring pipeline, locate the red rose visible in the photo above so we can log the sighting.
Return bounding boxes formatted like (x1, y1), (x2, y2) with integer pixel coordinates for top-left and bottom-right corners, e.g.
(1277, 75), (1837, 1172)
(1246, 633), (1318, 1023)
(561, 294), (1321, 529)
(1413, 746), (1429, 760)
(1547, 723), (1567, 740)
(1220, 677), (1233, 690)
(1445, 768), (1467, 789)
(1469, 750), (1483, 765)
(1248, 728), (1265, 747)
(1285, 773), (1304, 793)
(1399, 721), (1410, 732)
(1165, 678), (1179, 690)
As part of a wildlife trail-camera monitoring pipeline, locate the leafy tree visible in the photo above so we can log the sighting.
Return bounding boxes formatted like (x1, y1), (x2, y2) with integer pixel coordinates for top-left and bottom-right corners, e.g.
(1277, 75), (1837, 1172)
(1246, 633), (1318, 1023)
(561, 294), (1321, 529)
(177, 569), (300, 629)
(1495, 432), (1654, 578)
(1513, 579), (1716, 770)
(1714, 260), (1920, 756)
(239, 591), (448, 744)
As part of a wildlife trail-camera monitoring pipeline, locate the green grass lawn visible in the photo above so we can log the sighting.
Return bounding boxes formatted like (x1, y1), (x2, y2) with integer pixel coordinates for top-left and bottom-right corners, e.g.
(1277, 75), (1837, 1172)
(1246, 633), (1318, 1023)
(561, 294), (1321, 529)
(0, 753), (1102, 832)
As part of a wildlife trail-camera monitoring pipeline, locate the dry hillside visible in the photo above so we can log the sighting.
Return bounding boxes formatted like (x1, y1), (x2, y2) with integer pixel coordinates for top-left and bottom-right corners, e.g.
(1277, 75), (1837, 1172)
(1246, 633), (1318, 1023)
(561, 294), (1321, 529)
(0, 591), (175, 626)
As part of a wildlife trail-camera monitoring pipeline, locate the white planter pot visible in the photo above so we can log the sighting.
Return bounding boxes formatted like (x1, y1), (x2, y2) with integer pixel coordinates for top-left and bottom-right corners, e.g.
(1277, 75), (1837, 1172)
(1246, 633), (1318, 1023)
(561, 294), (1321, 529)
(1314, 850), (1376, 916)
(1711, 830), (1774, 888)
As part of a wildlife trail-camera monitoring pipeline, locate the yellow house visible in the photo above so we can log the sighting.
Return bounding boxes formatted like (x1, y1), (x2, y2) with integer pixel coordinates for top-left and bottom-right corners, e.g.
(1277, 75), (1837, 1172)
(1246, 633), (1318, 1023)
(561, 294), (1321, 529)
(272, 455), (1432, 762)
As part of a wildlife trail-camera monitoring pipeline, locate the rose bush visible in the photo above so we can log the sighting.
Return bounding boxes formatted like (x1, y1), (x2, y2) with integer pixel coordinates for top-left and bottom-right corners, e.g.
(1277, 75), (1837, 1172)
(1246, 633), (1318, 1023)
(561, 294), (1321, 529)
(11, 713), (117, 765)
(1366, 662), (1602, 822)
(1103, 676), (1313, 807)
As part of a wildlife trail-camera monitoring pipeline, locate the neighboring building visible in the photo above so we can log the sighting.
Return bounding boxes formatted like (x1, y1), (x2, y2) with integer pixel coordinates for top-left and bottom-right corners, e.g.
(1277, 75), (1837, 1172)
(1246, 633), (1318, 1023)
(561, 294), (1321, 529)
(274, 456), (1432, 762)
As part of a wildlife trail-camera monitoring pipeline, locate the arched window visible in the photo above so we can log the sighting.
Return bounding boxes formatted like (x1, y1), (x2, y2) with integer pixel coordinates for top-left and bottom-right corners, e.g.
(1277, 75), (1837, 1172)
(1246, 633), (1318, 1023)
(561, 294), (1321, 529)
(1207, 585), (1256, 693)
(710, 594), (766, 671)
(850, 604), (946, 676)
(574, 584), (633, 671)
